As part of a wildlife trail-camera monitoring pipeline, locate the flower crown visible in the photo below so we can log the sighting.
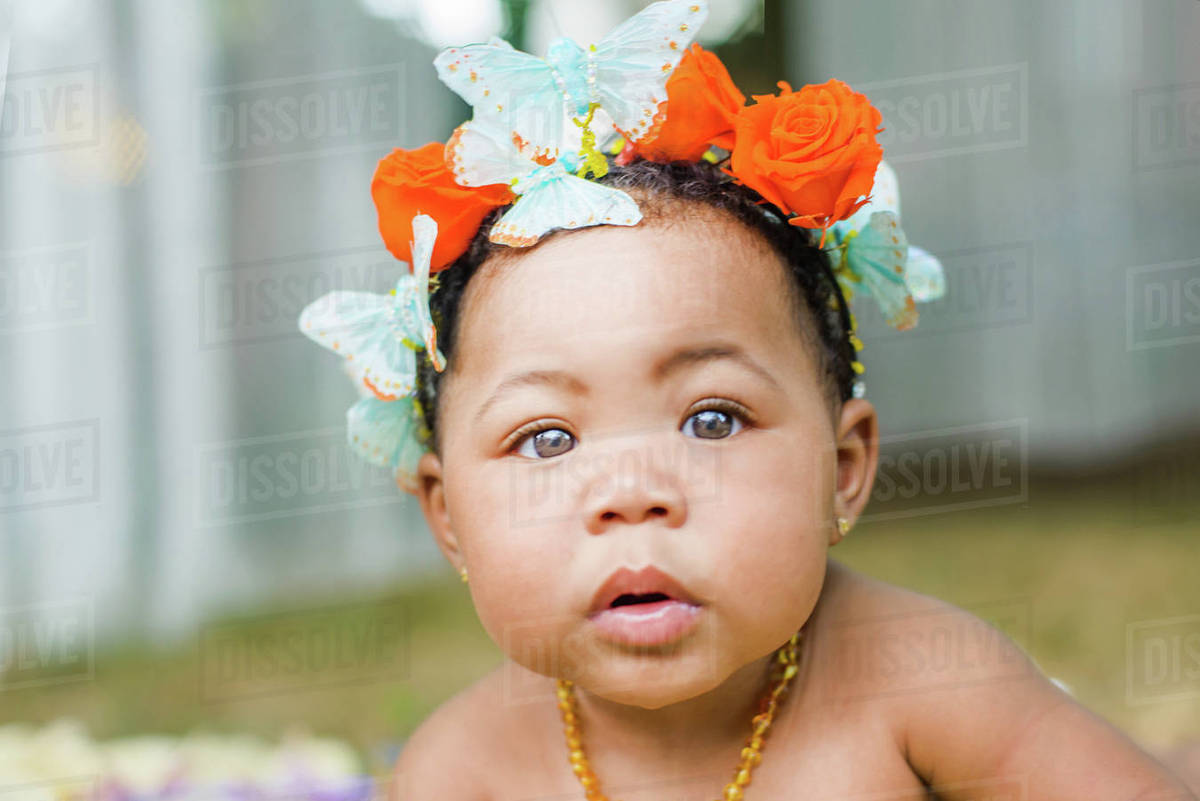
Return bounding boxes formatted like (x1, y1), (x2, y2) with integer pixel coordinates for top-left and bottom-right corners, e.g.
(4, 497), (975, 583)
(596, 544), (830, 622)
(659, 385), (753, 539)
(298, 0), (945, 492)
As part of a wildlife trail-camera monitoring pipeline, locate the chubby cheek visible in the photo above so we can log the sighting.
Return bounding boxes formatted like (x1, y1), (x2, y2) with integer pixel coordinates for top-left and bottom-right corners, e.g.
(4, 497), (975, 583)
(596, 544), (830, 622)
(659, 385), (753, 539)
(442, 460), (578, 657)
(707, 426), (834, 638)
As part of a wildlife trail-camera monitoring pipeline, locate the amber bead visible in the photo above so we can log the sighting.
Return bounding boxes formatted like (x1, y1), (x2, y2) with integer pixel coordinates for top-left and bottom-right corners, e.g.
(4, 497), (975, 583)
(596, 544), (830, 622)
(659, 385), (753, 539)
(555, 632), (802, 801)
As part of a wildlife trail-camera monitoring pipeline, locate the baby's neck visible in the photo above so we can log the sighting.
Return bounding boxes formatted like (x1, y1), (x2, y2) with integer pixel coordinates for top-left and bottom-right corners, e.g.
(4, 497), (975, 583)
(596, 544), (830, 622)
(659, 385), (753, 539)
(568, 648), (781, 761)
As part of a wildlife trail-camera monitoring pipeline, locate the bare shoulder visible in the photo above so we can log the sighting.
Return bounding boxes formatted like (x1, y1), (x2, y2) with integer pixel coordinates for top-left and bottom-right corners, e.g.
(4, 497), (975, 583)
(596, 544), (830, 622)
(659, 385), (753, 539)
(811, 559), (1048, 727)
(389, 664), (563, 801)
(389, 672), (497, 800)
(815, 557), (958, 622)
(812, 561), (1194, 800)
(802, 560), (1040, 740)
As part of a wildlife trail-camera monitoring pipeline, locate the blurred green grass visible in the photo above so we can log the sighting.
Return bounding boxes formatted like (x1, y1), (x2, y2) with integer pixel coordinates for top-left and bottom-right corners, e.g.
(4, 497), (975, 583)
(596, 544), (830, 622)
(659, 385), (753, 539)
(3, 483), (1198, 769)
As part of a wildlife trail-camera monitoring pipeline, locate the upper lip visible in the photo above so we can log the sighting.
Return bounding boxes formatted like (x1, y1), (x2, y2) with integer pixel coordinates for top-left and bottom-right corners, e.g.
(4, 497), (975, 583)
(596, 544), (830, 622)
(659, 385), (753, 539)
(587, 565), (701, 615)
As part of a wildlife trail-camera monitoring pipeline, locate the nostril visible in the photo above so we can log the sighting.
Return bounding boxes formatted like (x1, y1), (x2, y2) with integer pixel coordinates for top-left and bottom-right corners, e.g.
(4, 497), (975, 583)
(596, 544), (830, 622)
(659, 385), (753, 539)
(593, 506), (672, 525)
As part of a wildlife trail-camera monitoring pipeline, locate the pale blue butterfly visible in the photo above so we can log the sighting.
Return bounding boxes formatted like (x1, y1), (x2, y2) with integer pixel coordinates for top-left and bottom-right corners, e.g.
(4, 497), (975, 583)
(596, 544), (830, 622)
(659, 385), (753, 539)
(346, 395), (428, 493)
(433, 0), (709, 160)
(825, 160), (946, 329)
(446, 113), (642, 247)
(904, 244), (947, 304)
(829, 210), (916, 330)
(299, 213), (446, 401)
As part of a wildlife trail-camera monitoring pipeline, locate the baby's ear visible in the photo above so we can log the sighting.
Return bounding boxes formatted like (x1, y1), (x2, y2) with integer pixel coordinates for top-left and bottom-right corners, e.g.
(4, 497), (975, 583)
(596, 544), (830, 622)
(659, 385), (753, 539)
(413, 450), (465, 571)
(832, 398), (879, 541)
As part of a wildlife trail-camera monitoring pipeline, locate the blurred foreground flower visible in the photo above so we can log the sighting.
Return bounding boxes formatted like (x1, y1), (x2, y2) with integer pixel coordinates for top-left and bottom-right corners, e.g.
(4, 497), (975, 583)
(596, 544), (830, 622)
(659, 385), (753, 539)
(0, 721), (372, 801)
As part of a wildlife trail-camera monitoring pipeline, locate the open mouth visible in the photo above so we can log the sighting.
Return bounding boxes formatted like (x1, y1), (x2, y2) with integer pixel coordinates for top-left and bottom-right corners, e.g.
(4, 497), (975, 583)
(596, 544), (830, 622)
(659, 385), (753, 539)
(588, 565), (701, 615)
(585, 565), (704, 645)
(609, 592), (672, 608)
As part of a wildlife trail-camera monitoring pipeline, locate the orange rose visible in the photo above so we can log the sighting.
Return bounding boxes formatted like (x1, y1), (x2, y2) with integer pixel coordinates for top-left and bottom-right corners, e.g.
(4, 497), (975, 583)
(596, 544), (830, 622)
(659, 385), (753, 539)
(634, 44), (745, 163)
(371, 142), (513, 272)
(728, 79), (883, 235)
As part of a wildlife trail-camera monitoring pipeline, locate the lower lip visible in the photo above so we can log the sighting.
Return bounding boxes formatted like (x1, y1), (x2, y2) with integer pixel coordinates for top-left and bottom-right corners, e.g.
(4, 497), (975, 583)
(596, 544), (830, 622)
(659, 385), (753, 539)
(588, 600), (703, 646)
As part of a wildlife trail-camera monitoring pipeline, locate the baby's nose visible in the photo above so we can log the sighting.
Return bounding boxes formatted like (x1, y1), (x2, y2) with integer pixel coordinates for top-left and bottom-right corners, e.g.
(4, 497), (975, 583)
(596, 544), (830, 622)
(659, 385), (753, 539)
(580, 449), (688, 534)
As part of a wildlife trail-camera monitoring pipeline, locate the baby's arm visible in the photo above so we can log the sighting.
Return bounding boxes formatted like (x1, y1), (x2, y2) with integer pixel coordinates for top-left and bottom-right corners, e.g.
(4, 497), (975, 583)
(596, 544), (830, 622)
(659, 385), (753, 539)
(898, 604), (1195, 800)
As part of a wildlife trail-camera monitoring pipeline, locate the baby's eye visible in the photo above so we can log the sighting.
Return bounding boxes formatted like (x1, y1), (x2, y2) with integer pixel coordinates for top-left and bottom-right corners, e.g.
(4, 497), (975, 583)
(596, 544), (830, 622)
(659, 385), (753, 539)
(513, 427), (575, 459)
(510, 401), (750, 458)
(681, 401), (749, 440)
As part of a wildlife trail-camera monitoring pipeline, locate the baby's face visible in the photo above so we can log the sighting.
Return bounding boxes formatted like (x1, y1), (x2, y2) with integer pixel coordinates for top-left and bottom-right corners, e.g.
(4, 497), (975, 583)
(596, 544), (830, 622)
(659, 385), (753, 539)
(418, 211), (869, 708)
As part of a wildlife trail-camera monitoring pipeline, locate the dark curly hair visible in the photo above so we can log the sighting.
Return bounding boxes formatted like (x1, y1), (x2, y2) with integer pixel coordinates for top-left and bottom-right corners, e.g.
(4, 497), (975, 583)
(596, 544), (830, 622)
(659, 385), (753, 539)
(413, 158), (858, 457)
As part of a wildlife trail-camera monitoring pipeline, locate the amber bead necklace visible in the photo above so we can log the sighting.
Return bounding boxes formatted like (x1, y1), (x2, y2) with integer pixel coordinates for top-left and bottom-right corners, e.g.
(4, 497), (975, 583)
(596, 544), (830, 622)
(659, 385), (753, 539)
(554, 630), (802, 801)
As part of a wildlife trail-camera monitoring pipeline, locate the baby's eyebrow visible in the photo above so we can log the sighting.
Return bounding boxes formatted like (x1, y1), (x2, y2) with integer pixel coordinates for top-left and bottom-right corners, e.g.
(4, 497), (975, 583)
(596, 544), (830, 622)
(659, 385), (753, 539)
(474, 342), (781, 425)
(475, 370), (587, 424)
(653, 344), (781, 392)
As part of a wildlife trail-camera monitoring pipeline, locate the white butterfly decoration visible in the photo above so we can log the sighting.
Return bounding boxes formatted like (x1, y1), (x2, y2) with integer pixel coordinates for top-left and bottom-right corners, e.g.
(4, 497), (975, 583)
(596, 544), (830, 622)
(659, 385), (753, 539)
(299, 213), (446, 401)
(344, 394), (428, 492)
(446, 112), (643, 247)
(825, 160), (947, 330)
(299, 214), (447, 487)
(434, 0), (709, 162)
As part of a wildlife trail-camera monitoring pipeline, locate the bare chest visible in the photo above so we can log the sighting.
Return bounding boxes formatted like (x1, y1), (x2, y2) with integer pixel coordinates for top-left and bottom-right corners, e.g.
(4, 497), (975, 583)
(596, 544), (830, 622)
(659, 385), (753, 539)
(485, 697), (929, 801)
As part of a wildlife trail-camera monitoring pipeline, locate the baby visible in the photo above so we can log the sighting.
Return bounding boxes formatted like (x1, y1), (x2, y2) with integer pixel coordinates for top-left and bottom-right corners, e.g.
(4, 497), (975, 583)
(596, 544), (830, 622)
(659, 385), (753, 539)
(294, 2), (1196, 796)
(385, 162), (1194, 800)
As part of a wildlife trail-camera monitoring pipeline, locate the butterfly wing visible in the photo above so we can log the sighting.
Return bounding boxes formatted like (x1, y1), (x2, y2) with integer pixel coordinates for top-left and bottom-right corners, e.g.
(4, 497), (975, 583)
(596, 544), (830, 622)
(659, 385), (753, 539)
(846, 212), (918, 331)
(828, 160), (946, 312)
(410, 213), (436, 274)
(445, 114), (537, 187)
(489, 170), (643, 247)
(346, 396), (427, 492)
(591, 0), (709, 142)
(905, 245), (947, 303)
(407, 214), (447, 371)
(435, 37), (567, 159)
(300, 291), (419, 400)
(299, 291), (392, 357)
(586, 105), (623, 155)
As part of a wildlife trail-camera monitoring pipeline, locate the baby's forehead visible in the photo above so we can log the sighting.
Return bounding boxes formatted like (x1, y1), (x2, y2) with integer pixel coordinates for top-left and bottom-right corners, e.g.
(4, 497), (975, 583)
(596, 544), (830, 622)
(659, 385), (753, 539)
(455, 216), (802, 373)
(477, 206), (788, 299)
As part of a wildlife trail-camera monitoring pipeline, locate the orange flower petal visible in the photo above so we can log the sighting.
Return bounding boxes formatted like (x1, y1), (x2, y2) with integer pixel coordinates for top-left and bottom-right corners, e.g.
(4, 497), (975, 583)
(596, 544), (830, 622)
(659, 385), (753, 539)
(632, 44), (746, 163)
(370, 142), (513, 272)
(727, 78), (884, 228)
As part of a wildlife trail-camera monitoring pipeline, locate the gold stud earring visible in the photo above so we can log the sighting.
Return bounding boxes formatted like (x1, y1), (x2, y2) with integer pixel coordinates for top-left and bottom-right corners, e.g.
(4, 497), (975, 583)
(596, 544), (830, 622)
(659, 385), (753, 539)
(837, 517), (851, 537)
(459, 566), (469, 583)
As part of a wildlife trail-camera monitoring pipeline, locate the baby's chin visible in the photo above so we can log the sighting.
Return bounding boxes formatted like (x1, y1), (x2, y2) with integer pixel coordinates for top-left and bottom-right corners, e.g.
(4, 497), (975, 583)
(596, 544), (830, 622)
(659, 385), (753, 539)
(497, 621), (779, 709)
(579, 668), (734, 710)
(583, 648), (732, 709)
